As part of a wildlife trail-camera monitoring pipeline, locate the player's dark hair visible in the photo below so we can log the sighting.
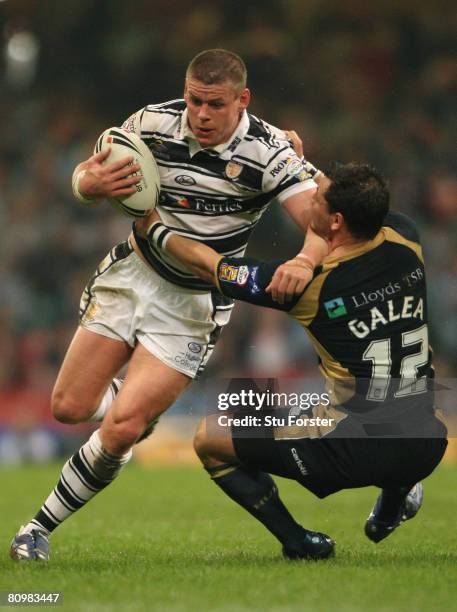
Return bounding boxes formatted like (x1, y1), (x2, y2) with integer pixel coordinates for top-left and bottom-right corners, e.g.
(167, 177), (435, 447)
(186, 49), (247, 94)
(325, 163), (390, 240)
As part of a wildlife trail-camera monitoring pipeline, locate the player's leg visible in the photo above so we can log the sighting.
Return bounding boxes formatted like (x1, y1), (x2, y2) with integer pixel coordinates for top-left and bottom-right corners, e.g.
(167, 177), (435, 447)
(11, 347), (190, 561)
(364, 435), (447, 543)
(193, 415), (334, 560)
(51, 326), (132, 424)
(50, 241), (144, 426)
(365, 483), (423, 543)
(11, 246), (231, 560)
(39, 349), (190, 532)
(41, 348), (190, 532)
(99, 344), (191, 454)
(10, 327), (132, 561)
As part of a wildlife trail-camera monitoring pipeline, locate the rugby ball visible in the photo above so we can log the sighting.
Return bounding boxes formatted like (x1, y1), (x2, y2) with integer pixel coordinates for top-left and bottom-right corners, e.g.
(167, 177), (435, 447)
(94, 127), (161, 217)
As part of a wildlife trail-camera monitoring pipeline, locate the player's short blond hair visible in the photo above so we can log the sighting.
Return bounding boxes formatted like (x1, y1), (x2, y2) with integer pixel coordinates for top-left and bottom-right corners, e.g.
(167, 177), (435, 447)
(186, 49), (247, 95)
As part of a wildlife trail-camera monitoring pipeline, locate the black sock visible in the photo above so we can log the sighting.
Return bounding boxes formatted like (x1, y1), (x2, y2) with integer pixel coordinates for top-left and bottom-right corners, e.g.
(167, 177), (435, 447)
(377, 486), (411, 522)
(207, 463), (305, 548)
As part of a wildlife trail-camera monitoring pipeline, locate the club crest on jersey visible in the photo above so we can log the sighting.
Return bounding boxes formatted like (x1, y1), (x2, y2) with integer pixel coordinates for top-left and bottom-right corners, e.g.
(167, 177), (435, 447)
(324, 297), (347, 319)
(219, 263), (249, 285)
(225, 161), (243, 179)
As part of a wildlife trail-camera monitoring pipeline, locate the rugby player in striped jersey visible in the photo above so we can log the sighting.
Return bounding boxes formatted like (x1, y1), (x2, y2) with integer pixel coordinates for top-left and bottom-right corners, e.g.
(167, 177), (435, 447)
(10, 49), (328, 561)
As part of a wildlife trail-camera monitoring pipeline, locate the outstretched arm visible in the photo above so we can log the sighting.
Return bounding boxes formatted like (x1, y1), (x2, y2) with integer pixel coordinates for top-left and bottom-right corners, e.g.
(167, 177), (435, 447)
(136, 212), (312, 313)
(141, 213), (222, 285)
(266, 181), (329, 303)
(263, 129), (329, 303)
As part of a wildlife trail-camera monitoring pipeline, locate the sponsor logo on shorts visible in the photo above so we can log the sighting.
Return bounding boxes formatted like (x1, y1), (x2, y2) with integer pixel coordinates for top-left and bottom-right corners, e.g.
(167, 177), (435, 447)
(174, 350), (201, 371)
(188, 342), (202, 354)
(291, 447), (309, 476)
(175, 175), (196, 186)
(324, 297), (347, 319)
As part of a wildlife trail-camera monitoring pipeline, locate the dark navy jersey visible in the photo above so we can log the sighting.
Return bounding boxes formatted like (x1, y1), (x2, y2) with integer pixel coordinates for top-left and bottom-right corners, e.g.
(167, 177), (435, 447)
(216, 211), (437, 432)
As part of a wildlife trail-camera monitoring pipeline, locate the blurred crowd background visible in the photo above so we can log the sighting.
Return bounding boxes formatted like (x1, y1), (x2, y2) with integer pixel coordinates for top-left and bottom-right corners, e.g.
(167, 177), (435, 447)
(0, 0), (456, 462)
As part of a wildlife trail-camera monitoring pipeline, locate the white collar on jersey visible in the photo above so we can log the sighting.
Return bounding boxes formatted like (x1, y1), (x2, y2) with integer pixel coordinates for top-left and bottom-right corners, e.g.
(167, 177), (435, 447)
(179, 108), (250, 158)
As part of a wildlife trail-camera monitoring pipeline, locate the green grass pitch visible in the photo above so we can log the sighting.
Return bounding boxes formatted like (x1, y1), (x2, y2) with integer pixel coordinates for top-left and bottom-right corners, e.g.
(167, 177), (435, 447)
(1, 462), (456, 611)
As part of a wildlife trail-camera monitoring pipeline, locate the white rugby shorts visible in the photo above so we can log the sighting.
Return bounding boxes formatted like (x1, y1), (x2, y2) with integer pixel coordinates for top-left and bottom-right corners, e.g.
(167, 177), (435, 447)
(79, 241), (233, 378)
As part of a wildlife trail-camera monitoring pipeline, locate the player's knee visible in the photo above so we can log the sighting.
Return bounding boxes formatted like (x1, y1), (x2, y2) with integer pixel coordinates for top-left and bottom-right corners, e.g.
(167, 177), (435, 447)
(110, 410), (149, 448)
(193, 418), (217, 463)
(51, 388), (94, 424)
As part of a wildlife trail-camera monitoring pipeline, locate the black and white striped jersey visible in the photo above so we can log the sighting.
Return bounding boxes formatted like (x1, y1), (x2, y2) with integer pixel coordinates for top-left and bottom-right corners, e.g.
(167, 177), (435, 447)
(125, 99), (320, 291)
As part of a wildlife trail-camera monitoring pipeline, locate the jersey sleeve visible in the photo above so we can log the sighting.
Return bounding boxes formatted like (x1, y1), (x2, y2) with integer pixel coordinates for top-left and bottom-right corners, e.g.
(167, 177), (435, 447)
(383, 211), (421, 244)
(215, 256), (300, 312)
(262, 144), (320, 204)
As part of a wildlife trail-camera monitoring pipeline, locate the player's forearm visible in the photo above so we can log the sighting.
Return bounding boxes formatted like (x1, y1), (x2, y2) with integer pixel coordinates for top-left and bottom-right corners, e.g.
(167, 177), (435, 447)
(282, 189), (314, 233)
(298, 226), (329, 269)
(148, 223), (221, 285)
(169, 235), (221, 284)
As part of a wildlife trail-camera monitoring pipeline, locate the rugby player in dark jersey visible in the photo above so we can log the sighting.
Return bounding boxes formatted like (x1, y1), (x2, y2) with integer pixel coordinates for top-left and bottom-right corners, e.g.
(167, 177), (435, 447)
(140, 162), (447, 560)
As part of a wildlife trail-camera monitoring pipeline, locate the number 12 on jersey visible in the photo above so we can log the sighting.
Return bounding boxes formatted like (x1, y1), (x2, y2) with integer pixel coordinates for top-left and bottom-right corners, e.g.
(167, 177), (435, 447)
(363, 324), (429, 401)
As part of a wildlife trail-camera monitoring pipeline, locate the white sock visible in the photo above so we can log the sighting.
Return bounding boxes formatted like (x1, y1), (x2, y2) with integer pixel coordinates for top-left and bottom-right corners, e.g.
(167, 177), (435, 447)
(88, 378), (123, 422)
